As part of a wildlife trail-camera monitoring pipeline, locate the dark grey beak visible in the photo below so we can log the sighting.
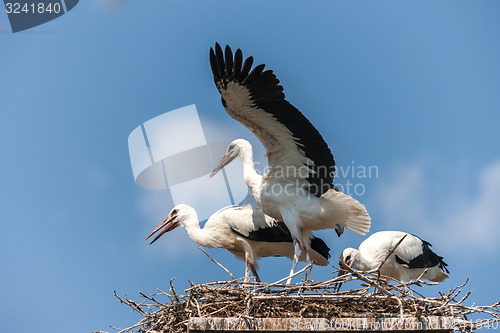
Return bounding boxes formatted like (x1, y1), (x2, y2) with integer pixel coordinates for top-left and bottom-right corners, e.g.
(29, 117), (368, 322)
(334, 259), (352, 292)
(209, 154), (236, 178)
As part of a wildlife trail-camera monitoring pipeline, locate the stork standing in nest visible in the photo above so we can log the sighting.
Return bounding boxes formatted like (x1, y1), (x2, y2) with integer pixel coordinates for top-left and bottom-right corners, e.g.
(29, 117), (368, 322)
(340, 231), (450, 282)
(209, 43), (371, 283)
(146, 204), (331, 282)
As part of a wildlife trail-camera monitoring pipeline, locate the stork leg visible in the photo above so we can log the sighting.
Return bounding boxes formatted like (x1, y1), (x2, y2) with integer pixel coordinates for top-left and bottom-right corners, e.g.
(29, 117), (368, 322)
(250, 264), (261, 282)
(302, 240), (313, 282)
(280, 209), (304, 285)
(286, 239), (301, 284)
(244, 252), (250, 283)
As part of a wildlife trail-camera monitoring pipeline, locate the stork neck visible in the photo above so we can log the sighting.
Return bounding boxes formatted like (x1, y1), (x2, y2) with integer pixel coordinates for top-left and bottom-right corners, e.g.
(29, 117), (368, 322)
(353, 252), (377, 272)
(240, 145), (261, 187)
(181, 214), (207, 246)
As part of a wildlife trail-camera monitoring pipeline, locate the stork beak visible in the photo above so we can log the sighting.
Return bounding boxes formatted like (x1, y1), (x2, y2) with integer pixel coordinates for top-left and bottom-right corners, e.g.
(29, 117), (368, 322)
(209, 154), (236, 178)
(145, 214), (180, 245)
(334, 259), (352, 292)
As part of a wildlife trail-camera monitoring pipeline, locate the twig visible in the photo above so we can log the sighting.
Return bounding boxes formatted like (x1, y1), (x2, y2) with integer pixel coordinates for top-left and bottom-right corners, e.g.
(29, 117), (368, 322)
(170, 278), (180, 302)
(340, 262), (404, 318)
(193, 298), (202, 317)
(111, 272), (500, 333)
(369, 234), (407, 277)
(339, 262), (395, 298)
(198, 245), (241, 287)
(264, 261), (314, 288)
(113, 319), (147, 333)
(415, 268), (429, 282)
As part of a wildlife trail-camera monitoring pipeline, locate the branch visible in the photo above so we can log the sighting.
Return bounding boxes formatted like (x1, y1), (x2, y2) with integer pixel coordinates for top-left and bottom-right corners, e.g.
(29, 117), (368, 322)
(198, 245), (241, 288)
(264, 261), (314, 288)
(339, 261), (404, 318)
(368, 234), (407, 277)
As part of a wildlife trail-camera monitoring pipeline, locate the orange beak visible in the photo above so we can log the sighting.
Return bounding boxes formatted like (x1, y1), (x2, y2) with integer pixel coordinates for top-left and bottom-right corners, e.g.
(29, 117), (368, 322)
(145, 214), (180, 245)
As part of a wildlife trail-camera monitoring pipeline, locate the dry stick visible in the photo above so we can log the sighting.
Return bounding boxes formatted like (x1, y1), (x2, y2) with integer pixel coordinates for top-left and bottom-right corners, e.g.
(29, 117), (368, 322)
(113, 319), (147, 333)
(154, 286), (174, 298)
(252, 294), (394, 301)
(416, 268), (429, 281)
(390, 282), (426, 300)
(114, 291), (148, 316)
(206, 303), (233, 317)
(339, 263), (395, 297)
(139, 291), (165, 307)
(391, 271), (429, 299)
(368, 234), (408, 278)
(169, 278), (180, 302)
(112, 271), (500, 332)
(340, 261), (404, 319)
(198, 245), (241, 287)
(193, 298), (202, 317)
(263, 261), (315, 288)
(184, 280), (234, 292)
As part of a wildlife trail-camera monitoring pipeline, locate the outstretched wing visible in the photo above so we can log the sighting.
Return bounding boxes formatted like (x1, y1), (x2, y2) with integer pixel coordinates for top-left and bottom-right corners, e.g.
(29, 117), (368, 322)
(210, 43), (336, 197)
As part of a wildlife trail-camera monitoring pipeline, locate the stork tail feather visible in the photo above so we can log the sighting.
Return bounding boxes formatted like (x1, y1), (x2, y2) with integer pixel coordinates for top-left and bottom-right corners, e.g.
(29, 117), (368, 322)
(320, 189), (371, 235)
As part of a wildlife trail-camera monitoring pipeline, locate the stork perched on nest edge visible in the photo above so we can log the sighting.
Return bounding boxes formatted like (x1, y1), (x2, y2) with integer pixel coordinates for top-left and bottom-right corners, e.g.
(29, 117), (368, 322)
(146, 204), (331, 282)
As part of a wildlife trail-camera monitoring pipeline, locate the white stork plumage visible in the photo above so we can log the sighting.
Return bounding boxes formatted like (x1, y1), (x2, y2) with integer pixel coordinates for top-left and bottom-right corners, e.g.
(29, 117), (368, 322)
(210, 139), (264, 207)
(339, 231), (450, 282)
(146, 204), (331, 282)
(209, 44), (371, 283)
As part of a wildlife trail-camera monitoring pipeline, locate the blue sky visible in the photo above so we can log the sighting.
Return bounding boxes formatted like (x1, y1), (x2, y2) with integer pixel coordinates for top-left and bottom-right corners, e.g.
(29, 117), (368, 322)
(1, 1), (499, 332)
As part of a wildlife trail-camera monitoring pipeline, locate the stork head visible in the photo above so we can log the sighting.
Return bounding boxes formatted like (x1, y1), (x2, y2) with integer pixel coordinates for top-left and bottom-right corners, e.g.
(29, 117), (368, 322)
(339, 248), (358, 267)
(209, 139), (251, 178)
(145, 204), (194, 245)
(334, 248), (359, 292)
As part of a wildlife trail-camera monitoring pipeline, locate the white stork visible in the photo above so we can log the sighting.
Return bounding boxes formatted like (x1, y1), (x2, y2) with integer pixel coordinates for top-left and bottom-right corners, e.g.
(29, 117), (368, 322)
(339, 231), (450, 282)
(146, 204), (331, 282)
(209, 44), (371, 283)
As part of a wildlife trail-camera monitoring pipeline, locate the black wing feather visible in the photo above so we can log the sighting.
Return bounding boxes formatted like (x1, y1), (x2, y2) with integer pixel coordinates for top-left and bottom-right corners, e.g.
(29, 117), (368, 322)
(230, 220), (292, 243)
(240, 55), (254, 78)
(230, 221), (330, 261)
(243, 64), (266, 85)
(310, 237), (331, 260)
(224, 45), (233, 76)
(210, 44), (336, 197)
(234, 49), (243, 76)
(209, 48), (219, 77)
(395, 238), (449, 273)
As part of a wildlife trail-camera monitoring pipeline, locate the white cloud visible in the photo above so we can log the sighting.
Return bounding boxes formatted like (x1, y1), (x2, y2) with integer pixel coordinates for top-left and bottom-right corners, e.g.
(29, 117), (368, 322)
(368, 159), (500, 254)
(445, 160), (500, 248)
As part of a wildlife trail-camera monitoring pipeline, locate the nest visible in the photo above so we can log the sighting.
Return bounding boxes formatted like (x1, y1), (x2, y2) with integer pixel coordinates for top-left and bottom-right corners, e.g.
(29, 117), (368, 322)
(108, 258), (500, 333)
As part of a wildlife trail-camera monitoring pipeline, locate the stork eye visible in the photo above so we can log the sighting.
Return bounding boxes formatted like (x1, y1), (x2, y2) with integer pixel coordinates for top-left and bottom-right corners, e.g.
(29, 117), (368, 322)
(345, 254), (351, 262)
(172, 209), (178, 215)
